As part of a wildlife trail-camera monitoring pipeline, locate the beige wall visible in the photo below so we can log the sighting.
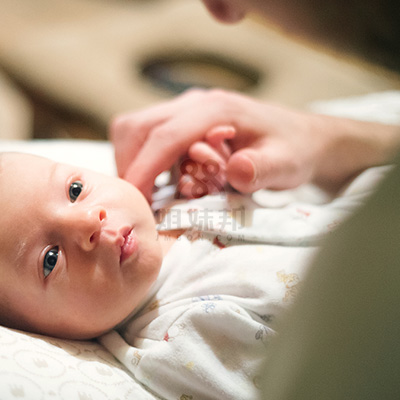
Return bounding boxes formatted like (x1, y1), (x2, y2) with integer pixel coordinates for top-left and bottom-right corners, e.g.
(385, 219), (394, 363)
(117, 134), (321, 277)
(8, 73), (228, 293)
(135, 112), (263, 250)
(0, 0), (398, 139)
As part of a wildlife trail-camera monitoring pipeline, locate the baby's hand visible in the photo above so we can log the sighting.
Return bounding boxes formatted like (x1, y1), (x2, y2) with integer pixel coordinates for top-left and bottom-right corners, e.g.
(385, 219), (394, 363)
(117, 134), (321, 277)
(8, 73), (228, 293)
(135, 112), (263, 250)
(177, 126), (234, 198)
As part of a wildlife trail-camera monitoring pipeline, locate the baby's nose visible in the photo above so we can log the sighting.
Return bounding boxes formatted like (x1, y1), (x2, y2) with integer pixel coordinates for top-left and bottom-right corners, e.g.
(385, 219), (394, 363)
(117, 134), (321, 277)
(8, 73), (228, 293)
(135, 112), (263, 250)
(65, 206), (107, 251)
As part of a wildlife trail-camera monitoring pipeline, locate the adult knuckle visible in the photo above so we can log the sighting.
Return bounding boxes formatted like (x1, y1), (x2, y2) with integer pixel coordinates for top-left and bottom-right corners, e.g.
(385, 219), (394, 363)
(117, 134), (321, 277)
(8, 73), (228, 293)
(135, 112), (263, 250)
(207, 88), (229, 102)
(110, 115), (129, 135)
(182, 87), (206, 99)
(111, 115), (143, 139)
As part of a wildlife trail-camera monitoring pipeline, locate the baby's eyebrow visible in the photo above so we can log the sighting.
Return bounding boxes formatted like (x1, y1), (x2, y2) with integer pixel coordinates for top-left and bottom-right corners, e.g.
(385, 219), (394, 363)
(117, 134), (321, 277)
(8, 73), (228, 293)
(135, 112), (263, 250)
(15, 238), (29, 272)
(49, 161), (59, 185)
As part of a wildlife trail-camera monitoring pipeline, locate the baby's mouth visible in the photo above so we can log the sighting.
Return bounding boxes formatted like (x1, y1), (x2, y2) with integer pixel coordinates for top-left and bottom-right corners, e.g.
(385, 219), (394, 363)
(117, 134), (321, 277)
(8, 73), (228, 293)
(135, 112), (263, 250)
(120, 228), (138, 264)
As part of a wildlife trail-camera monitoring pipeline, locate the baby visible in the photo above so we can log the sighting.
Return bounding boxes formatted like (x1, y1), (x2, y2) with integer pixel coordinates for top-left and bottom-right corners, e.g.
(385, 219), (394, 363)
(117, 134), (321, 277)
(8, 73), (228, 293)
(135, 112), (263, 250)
(0, 152), (170, 339)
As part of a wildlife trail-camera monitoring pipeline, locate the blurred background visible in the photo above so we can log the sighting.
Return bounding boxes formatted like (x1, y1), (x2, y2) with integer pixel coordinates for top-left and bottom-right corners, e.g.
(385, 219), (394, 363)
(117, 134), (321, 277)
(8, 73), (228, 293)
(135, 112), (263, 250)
(0, 0), (399, 141)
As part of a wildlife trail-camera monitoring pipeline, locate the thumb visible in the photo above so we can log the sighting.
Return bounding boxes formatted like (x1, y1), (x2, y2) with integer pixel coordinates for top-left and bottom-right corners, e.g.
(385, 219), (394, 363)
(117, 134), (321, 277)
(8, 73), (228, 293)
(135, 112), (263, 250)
(226, 145), (300, 193)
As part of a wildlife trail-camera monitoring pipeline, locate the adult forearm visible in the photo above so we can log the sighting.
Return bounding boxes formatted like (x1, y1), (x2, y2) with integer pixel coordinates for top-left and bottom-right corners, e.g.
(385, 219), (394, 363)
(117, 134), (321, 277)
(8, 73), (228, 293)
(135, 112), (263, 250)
(311, 114), (400, 192)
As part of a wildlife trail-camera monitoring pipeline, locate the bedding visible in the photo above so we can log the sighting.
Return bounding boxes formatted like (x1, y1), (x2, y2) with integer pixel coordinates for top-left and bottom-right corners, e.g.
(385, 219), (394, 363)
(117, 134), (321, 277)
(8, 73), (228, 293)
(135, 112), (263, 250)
(0, 325), (155, 400)
(0, 91), (399, 400)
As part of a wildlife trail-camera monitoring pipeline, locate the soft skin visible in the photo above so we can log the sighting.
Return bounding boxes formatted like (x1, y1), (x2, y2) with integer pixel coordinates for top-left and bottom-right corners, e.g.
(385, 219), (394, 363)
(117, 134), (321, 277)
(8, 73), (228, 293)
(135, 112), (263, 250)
(0, 153), (163, 339)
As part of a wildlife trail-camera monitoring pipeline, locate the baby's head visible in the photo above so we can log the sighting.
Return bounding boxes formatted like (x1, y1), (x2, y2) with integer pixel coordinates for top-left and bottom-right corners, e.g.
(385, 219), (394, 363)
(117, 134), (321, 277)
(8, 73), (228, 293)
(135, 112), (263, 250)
(0, 152), (162, 339)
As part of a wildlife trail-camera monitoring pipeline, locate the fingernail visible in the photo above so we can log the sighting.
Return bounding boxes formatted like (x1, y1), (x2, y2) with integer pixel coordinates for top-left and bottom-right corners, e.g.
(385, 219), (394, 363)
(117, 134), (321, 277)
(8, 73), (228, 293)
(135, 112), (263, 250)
(240, 154), (257, 183)
(228, 153), (256, 187)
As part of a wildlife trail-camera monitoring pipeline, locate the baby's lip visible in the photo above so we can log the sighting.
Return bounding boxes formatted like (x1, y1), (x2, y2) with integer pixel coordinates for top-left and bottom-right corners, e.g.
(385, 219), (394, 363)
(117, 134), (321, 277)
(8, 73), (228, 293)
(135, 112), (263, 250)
(120, 228), (138, 264)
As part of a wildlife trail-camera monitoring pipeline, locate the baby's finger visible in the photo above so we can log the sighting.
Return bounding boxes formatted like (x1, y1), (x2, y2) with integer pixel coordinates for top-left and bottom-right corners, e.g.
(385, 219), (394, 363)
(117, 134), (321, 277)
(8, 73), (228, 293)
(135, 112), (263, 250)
(188, 141), (226, 169)
(187, 142), (227, 189)
(185, 142), (226, 193)
(205, 125), (236, 160)
(178, 174), (209, 199)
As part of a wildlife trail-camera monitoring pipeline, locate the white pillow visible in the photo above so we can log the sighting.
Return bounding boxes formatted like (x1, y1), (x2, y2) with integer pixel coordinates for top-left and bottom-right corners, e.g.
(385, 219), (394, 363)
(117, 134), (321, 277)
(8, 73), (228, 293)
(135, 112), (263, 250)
(0, 139), (117, 176)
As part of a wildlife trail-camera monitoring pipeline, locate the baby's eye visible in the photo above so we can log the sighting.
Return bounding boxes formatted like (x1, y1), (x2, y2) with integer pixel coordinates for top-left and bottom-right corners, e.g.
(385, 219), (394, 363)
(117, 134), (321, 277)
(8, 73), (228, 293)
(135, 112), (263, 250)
(43, 247), (58, 278)
(69, 181), (83, 202)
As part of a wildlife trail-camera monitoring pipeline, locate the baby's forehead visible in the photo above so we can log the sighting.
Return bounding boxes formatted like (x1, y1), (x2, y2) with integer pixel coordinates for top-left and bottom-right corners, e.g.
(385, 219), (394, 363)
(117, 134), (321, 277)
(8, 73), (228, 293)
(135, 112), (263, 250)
(0, 152), (53, 201)
(2, 151), (48, 163)
(1, 153), (55, 177)
(0, 153), (53, 261)
(1, 152), (47, 169)
(0, 153), (21, 184)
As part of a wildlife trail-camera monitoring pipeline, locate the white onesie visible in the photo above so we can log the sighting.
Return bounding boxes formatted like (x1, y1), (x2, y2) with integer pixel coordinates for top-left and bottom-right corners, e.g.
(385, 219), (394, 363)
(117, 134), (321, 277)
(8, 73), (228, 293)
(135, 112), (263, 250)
(99, 166), (389, 400)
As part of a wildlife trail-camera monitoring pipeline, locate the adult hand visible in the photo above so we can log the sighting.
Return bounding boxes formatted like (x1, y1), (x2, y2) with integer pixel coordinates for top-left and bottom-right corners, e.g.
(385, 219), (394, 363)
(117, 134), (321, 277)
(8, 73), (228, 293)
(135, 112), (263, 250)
(111, 89), (400, 201)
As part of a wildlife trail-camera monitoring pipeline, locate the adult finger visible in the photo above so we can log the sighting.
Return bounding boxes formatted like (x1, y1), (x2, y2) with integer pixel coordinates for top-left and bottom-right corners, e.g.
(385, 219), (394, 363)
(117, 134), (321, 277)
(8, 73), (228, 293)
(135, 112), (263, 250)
(123, 116), (215, 201)
(110, 112), (169, 177)
(227, 141), (311, 193)
(110, 94), (194, 176)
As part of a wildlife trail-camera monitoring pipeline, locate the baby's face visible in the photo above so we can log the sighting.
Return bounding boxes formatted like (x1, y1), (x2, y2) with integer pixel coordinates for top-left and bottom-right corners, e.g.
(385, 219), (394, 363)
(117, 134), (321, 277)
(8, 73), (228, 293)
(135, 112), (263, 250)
(0, 153), (162, 339)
